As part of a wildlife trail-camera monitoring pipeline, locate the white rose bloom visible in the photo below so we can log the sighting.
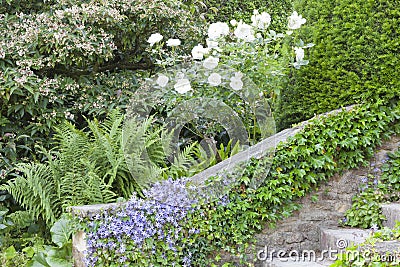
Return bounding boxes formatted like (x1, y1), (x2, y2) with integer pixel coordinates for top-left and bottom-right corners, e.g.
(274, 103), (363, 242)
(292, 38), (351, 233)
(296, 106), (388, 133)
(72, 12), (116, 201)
(234, 21), (255, 42)
(191, 44), (208, 60)
(230, 76), (243, 90)
(156, 74), (169, 87)
(251, 11), (271, 29)
(294, 47), (305, 62)
(230, 19), (238, 26)
(208, 22), (230, 40)
(147, 33), (163, 46)
(203, 56), (219, 70)
(288, 11), (306, 30)
(208, 73), (222, 86)
(166, 38), (181, 47)
(174, 78), (192, 94)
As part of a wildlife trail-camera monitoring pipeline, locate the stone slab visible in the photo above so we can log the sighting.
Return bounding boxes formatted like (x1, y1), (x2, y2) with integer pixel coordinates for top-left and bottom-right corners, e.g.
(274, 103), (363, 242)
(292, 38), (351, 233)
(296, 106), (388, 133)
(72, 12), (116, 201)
(320, 228), (371, 252)
(260, 258), (333, 267)
(381, 203), (400, 229)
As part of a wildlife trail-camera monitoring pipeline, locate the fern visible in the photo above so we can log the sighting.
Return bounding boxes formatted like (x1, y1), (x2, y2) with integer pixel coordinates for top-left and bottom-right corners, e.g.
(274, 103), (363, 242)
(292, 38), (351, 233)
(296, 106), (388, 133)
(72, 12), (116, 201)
(1, 163), (61, 224)
(1, 109), (241, 225)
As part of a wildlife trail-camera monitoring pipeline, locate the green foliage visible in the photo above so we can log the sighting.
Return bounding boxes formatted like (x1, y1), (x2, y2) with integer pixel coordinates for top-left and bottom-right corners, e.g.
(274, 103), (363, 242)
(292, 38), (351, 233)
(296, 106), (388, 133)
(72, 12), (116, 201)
(343, 145), (400, 229)
(29, 218), (73, 267)
(381, 149), (400, 196)
(332, 223), (400, 267)
(186, 0), (293, 31)
(0, 216), (73, 267)
(341, 176), (387, 229)
(0, 207), (14, 246)
(0, 0), (203, 187)
(276, 0), (400, 130)
(1, 111), (135, 224)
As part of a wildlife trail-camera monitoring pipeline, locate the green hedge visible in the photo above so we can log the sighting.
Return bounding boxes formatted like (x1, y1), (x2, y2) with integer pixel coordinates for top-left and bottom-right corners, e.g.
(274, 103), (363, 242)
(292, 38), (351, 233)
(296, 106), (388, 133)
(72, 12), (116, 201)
(276, 0), (400, 130)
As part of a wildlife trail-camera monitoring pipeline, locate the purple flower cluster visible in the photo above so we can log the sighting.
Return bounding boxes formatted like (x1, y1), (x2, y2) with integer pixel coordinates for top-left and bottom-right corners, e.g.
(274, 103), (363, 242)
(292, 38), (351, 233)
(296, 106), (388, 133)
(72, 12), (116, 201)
(144, 176), (232, 207)
(84, 194), (199, 266)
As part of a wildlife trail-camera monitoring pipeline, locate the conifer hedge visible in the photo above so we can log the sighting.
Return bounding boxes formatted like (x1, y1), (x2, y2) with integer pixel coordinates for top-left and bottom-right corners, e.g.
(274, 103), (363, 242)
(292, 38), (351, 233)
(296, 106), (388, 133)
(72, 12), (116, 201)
(276, 0), (400, 130)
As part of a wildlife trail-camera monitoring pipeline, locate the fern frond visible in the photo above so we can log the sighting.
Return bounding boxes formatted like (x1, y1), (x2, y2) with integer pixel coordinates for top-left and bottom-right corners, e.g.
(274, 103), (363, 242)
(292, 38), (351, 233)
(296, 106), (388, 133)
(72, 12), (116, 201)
(1, 163), (61, 224)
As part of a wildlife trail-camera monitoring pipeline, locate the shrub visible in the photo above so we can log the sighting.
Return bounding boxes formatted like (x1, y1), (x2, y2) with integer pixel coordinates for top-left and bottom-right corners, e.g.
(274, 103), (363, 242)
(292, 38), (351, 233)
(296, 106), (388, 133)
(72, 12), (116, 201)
(276, 0), (400, 130)
(186, 0), (293, 31)
(0, 0), (203, 171)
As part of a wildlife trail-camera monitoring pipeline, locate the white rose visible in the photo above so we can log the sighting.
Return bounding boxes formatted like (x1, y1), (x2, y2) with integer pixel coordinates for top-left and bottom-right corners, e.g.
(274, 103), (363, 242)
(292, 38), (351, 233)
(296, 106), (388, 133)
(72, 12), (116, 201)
(288, 11), (306, 30)
(251, 11), (271, 29)
(230, 76), (243, 90)
(230, 19), (238, 26)
(208, 22), (230, 40)
(294, 47), (305, 62)
(166, 38), (181, 47)
(234, 21), (255, 42)
(147, 33), (163, 46)
(156, 74), (169, 87)
(174, 78), (192, 94)
(191, 44), (208, 60)
(203, 56), (219, 70)
(208, 73), (222, 86)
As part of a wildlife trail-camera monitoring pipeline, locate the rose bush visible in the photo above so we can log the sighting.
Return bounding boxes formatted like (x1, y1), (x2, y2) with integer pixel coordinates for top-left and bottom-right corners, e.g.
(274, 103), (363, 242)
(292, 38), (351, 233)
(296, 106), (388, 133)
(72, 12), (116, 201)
(144, 10), (313, 145)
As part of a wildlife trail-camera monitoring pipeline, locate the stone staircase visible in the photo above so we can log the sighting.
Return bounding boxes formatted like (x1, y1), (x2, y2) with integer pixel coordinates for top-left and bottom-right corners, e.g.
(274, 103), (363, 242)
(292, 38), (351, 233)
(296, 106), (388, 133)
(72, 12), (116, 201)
(260, 203), (400, 267)
(242, 135), (400, 267)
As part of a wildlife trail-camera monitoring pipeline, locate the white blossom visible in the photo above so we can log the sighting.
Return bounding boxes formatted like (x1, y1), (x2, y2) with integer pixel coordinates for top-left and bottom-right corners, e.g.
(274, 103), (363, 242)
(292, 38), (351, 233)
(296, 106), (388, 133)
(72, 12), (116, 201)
(208, 73), (222, 86)
(174, 78), (192, 94)
(294, 47), (305, 62)
(147, 33), (163, 46)
(203, 56), (219, 70)
(230, 19), (238, 26)
(166, 38), (181, 47)
(251, 10), (271, 30)
(191, 44), (208, 60)
(288, 11), (306, 30)
(230, 73), (243, 90)
(234, 21), (255, 42)
(208, 22), (229, 40)
(156, 74), (169, 87)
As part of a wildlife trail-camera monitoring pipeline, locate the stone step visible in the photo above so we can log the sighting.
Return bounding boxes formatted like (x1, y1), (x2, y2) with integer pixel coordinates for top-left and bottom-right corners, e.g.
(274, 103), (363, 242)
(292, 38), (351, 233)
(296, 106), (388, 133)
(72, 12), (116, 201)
(260, 258), (333, 267)
(320, 228), (371, 252)
(381, 203), (400, 229)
